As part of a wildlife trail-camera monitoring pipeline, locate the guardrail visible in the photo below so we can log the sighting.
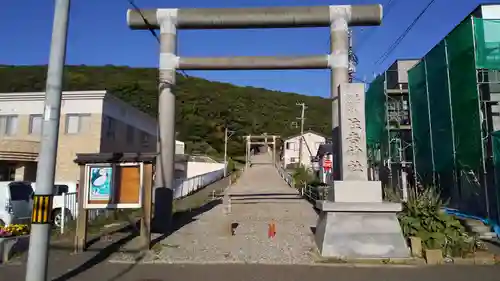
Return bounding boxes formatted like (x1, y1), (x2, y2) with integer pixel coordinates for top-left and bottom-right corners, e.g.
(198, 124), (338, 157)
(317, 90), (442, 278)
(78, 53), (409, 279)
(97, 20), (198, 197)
(300, 184), (329, 203)
(276, 164), (296, 188)
(274, 162), (330, 205)
(59, 192), (104, 234)
(58, 168), (225, 233)
(172, 168), (225, 199)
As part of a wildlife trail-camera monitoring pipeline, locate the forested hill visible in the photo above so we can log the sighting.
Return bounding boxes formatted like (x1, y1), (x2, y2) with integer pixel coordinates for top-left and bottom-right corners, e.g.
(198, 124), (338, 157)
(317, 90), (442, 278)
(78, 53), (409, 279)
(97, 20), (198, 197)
(0, 65), (330, 157)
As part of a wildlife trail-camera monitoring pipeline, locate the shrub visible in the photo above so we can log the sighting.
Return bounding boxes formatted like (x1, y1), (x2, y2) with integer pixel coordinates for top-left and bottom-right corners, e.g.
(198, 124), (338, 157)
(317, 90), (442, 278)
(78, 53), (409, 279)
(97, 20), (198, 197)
(0, 224), (30, 237)
(292, 166), (313, 187)
(226, 158), (236, 172)
(398, 188), (477, 257)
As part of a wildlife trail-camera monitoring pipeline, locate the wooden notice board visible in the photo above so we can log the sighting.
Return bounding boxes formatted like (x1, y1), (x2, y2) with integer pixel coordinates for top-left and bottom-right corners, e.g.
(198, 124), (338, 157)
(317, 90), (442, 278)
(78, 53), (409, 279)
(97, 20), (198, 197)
(117, 166), (141, 204)
(84, 162), (143, 209)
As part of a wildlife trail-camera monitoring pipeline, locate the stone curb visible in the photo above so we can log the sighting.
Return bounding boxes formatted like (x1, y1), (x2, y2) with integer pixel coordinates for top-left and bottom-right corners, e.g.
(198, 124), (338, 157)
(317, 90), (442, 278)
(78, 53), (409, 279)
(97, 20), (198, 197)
(107, 259), (419, 268)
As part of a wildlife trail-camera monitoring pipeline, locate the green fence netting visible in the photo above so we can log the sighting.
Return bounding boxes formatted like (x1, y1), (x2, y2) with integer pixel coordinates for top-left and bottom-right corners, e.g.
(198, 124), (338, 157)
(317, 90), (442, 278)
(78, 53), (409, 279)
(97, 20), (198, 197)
(365, 75), (385, 149)
(400, 16), (500, 218)
(474, 18), (500, 70)
(446, 17), (482, 171)
(490, 130), (500, 223)
(425, 41), (456, 199)
(409, 61), (433, 183)
(425, 42), (454, 173)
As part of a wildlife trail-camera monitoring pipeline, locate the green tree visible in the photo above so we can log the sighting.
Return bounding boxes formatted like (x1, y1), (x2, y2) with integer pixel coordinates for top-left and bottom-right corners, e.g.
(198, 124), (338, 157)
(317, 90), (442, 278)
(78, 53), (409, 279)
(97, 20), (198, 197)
(0, 64), (332, 158)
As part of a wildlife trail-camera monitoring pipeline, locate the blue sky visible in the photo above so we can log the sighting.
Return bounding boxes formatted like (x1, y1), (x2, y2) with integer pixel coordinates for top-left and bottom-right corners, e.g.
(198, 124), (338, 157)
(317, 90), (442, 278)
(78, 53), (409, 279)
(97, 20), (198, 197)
(1, 0), (496, 97)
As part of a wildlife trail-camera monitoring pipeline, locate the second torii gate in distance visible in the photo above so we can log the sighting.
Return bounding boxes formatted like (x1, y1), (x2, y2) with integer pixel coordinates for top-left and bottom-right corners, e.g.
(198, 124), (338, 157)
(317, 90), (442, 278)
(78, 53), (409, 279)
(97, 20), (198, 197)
(245, 134), (280, 168)
(126, 4), (383, 232)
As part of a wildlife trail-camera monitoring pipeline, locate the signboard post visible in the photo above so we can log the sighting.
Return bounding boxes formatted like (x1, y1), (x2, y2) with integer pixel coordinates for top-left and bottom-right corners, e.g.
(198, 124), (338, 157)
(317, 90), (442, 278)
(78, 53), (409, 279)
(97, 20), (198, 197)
(323, 159), (332, 170)
(321, 154), (334, 185)
(73, 153), (155, 252)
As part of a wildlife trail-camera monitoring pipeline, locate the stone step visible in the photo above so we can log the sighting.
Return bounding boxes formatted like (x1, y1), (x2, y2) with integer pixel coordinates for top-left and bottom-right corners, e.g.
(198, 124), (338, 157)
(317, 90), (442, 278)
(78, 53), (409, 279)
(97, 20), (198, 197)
(470, 225), (491, 233)
(479, 232), (497, 239)
(467, 220), (487, 226)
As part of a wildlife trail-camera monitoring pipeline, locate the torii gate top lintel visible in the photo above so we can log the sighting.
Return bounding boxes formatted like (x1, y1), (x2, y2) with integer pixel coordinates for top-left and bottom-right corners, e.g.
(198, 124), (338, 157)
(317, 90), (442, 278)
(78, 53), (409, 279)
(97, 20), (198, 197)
(127, 4), (382, 30)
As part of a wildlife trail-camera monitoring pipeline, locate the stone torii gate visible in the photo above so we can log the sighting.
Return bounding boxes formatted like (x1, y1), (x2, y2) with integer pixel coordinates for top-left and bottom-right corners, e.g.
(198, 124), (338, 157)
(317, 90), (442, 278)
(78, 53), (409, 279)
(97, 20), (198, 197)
(245, 134), (279, 168)
(126, 4), (382, 232)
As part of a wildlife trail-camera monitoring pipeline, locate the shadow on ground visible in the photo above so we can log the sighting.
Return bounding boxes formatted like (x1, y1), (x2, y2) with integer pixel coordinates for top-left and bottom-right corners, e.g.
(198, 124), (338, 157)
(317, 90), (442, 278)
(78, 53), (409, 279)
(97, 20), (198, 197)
(49, 197), (223, 281)
(229, 193), (300, 197)
(51, 230), (140, 281)
(171, 198), (222, 233)
(150, 198), (223, 244)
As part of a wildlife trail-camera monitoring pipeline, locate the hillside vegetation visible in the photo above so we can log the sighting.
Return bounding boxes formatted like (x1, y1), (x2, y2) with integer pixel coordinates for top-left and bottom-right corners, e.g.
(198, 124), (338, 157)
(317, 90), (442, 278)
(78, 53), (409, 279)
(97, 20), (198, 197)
(0, 65), (331, 157)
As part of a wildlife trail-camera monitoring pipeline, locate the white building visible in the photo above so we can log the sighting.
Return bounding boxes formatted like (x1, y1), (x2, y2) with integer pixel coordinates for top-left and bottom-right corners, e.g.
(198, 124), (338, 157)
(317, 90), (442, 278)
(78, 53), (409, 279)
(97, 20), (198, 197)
(0, 90), (185, 182)
(175, 140), (185, 155)
(281, 130), (326, 169)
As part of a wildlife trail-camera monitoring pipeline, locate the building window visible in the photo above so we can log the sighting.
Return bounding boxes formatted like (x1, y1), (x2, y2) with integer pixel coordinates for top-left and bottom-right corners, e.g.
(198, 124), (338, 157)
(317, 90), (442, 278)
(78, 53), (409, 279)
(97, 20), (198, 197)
(126, 125), (135, 144)
(290, 157), (297, 163)
(29, 114), (43, 135)
(0, 115), (18, 136)
(65, 114), (89, 135)
(104, 116), (116, 139)
(141, 132), (149, 147)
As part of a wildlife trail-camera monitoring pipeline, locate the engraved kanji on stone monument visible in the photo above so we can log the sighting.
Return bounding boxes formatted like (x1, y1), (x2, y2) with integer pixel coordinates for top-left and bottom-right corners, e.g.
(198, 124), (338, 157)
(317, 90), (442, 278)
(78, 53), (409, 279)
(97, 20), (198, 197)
(338, 83), (368, 181)
(347, 117), (362, 130)
(347, 160), (364, 172)
(345, 130), (364, 156)
(347, 143), (363, 155)
(346, 131), (361, 146)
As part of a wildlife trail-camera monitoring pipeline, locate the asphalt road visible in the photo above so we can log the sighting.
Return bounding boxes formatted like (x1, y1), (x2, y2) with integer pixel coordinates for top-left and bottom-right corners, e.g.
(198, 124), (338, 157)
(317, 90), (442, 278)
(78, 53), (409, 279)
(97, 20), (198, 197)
(2, 261), (500, 281)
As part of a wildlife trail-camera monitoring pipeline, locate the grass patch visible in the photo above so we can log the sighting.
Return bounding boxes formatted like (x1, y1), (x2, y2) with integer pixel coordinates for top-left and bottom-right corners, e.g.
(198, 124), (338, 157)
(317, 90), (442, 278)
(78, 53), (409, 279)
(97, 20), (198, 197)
(51, 209), (141, 241)
(316, 257), (423, 265)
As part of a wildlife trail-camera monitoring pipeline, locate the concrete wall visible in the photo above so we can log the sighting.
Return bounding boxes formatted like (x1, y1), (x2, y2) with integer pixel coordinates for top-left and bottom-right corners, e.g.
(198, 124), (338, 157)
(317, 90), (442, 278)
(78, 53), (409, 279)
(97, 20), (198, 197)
(176, 141), (185, 155)
(480, 4), (500, 19)
(172, 168), (224, 199)
(386, 60), (418, 89)
(283, 132), (326, 169)
(186, 161), (225, 178)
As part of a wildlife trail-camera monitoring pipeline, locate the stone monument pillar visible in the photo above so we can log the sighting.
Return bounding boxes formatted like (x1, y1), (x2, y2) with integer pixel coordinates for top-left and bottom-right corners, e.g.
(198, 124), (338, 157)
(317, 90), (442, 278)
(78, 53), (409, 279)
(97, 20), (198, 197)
(315, 83), (409, 259)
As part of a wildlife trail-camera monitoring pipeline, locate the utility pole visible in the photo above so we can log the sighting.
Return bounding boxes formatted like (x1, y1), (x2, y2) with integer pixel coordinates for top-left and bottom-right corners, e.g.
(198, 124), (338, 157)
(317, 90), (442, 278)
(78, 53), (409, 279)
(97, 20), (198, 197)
(223, 127), (235, 177)
(25, 0), (70, 281)
(245, 135), (251, 169)
(296, 102), (306, 167)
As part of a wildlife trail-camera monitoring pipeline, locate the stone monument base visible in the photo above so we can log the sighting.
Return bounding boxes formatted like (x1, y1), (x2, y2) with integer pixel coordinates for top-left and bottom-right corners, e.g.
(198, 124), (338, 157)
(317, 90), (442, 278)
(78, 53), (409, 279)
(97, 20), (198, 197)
(314, 201), (410, 259)
(328, 180), (383, 202)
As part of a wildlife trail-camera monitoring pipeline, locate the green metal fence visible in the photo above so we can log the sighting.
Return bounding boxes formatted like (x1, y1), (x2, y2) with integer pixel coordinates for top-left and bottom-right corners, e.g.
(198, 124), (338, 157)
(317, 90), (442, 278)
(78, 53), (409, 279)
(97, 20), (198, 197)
(404, 16), (500, 221)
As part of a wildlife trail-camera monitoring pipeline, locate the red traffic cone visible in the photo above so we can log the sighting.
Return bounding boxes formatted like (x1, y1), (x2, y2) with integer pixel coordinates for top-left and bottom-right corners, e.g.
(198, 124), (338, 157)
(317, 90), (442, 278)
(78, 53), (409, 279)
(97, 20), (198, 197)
(268, 221), (276, 238)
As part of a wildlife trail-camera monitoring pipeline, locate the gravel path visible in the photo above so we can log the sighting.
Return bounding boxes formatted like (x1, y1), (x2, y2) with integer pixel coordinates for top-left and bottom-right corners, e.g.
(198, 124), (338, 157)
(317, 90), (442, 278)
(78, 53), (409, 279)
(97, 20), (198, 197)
(110, 154), (318, 264)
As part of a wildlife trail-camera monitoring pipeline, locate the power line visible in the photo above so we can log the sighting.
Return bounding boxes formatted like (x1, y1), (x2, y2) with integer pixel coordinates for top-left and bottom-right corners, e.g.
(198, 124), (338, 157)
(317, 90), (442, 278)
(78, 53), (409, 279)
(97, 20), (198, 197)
(126, 0), (159, 43)
(356, 0), (399, 51)
(373, 0), (437, 66)
(126, 0), (190, 78)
